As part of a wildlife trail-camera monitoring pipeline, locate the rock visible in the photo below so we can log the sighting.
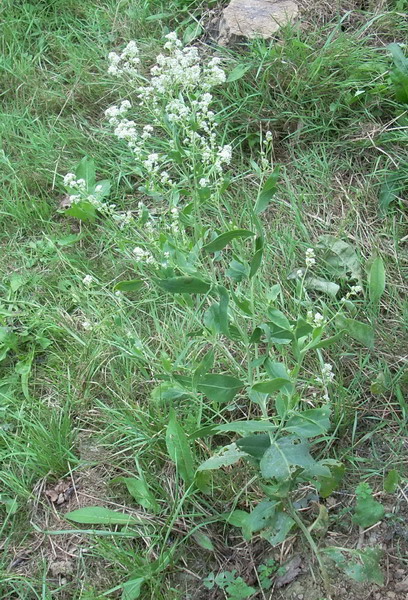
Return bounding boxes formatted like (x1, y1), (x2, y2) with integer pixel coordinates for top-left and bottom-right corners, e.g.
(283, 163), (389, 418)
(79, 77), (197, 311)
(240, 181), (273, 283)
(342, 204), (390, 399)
(218, 0), (299, 44)
(395, 576), (408, 592)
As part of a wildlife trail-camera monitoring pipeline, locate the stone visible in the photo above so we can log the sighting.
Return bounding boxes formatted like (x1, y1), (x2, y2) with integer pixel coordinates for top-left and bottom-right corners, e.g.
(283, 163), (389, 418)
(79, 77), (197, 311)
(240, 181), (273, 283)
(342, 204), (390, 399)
(218, 0), (299, 44)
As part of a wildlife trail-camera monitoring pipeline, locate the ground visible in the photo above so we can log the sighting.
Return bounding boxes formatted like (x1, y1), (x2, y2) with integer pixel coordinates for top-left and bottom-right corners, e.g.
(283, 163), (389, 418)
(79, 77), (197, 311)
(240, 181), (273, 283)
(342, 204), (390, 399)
(0, 0), (407, 599)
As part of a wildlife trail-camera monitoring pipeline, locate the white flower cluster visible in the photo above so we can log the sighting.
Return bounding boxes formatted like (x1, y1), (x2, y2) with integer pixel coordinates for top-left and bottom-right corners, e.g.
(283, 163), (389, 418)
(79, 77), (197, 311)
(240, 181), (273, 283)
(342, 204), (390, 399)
(316, 363), (335, 384)
(305, 248), (316, 268)
(133, 246), (155, 265)
(307, 311), (325, 327)
(105, 32), (230, 191)
(108, 41), (140, 77)
(341, 285), (363, 302)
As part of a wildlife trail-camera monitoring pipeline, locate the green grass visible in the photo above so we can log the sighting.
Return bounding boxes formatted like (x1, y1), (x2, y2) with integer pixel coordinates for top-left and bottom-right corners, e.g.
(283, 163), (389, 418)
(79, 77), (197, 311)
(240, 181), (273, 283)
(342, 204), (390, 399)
(1, 0), (407, 598)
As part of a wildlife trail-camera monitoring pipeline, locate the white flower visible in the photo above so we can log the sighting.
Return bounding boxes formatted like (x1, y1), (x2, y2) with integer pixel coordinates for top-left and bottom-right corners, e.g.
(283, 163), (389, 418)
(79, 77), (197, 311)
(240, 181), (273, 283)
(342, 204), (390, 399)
(265, 130), (273, 142)
(350, 285), (363, 295)
(305, 247), (316, 268)
(313, 312), (325, 327)
(82, 275), (93, 286)
(63, 173), (76, 186)
(199, 178), (208, 187)
(317, 363), (335, 384)
(82, 320), (93, 331)
(133, 246), (155, 264)
(296, 269), (304, 278)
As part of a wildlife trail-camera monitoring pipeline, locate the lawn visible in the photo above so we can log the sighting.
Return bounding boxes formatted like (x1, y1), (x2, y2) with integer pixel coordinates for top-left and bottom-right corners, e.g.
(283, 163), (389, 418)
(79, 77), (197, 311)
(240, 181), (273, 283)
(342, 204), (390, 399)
(0, 0), (407, 599)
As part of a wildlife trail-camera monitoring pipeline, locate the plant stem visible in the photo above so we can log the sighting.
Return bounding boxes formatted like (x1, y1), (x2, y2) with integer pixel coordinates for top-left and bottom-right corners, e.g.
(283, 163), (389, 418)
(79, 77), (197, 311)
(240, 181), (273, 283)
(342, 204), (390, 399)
(286, 502), (333, 600)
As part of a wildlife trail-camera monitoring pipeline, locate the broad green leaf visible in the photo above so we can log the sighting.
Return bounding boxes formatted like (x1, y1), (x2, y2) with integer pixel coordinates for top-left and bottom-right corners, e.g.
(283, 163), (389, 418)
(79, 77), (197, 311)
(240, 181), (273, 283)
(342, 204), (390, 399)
(236, 434), (271, 459)
(194, 470), (212, 494)
(249, 237), (264, 278)
(226, 259), (249, 282)
(308, 504), (329, 537)
(389, 43), (408, 103)
(369, 256), (385, 305)
(166, 408), (195, 486)
(324, 547), (383, 585)
(192, 531), (214, 551)
(317, 460), (345, 498)
(251, 378), (291, 395)
(244, 500), (278, 535)
(304, 276), (339, 298)
(255, 167), (280, 214)
(215, 421), (276, 434)
(183, 23), (203, 44)
(93, 179), (110, 198)
(65, 200), (97, 222)
(317, 235), (361, 282)
(114, 279), (144, 292)
(285, 407), (331, 437)
(122, 578), (145, 600)
(0, 495), (18, 515)
(198, 374), (243, 404)
(265, 322), (294, 344)
(198, 443), (246, 471)
(114, 477), (158, 513)
(336, 315), (374, 349)
(223, 510), (249, 527)
(261, 510), (295, 545)
(304, 331), (344, 351)
(193, 349), (215, 388)
(384, 469), (399, 493)
(65, 506), (142, 525)
(203, 286), (229, 335)
(267, 308), (291, 332)
(378, 172), (401, 215)
(352, 482), (385, 528)
(156, 276), (210, 294)
(227, 63), (252, 82)
(264, 359), (293, 394)
(231, 290), (252, 315)
(75, 156), (96, 189)
(260, 437), (315, 480)
(203, 229), (255, 253)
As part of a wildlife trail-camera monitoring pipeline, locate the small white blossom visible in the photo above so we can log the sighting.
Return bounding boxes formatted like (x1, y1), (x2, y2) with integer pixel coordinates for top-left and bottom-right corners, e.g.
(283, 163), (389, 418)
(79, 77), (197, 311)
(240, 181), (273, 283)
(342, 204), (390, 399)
(305, 247), (316, 268)
(313, 312), (325, 327)
(82, 320), (93, 331)
(317, 363), (335, 384)
(82, 275), (93, 286)
(133, 246), (155, 264)
(199, 178), (208, 187)
(350, 285), (363, 295)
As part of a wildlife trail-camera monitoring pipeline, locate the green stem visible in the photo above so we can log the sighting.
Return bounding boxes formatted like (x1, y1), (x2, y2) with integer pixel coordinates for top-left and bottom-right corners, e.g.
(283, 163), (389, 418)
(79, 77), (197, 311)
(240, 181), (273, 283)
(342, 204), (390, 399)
(286, 502), (333, 599)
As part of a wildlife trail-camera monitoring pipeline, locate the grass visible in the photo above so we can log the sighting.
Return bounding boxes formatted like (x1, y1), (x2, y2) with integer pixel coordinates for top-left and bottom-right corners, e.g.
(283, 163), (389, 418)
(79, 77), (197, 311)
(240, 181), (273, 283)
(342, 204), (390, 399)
(1, 0), (407, 598)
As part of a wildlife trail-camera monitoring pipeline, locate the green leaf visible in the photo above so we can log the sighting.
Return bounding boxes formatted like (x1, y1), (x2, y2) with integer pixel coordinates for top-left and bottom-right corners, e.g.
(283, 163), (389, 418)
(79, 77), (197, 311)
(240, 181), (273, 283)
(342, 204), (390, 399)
(304, 276), (339, 298)
(114, 279), (144, 292)
(65, 200), (97, 222)
(198, 443), (247, 471)
(285, 407), (331, 438)
(251, 378), (291, 395)
(324, 547), (384, 585)
(369, 256), (385, 305)
(378, 172), (401, 215)
(336, 315), (374, 349)
(352, 482), (385, 528)
(93, 179), (111, 198)
(249, 237), (264, 278)
(260, 437), (315, 480)
(236, 434), (271, 459)
(389, 43), (408, 103)
(122, 578), (145, 600)
(65, 506), (142, 525)
(193, 349), (215, 388)
(156, 276), (210, 294)
(267, 308), (291, 332)
(255, 167), (280, 214)
(203, 229), (255, 253)
(203, 286), (229, 336)
(226, 259), (249, 282)
(75, 156), (96, 189)
(264, 360), (293, 394)
(215, 421), (277, 434)
(245, 500), (278, 535)
(384, 469), (399, 493)
(192, 531), (214, 551)
(166, 408), (195, 486)
(227, 63), (252, 82)
(317, 235), (361, 282)
(183, 22), (203, 44)
(198, 374), (243, 404)
(317, 460), (345, 498)
(114, 477), (158, 513)
(261, 510), (295, 545)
